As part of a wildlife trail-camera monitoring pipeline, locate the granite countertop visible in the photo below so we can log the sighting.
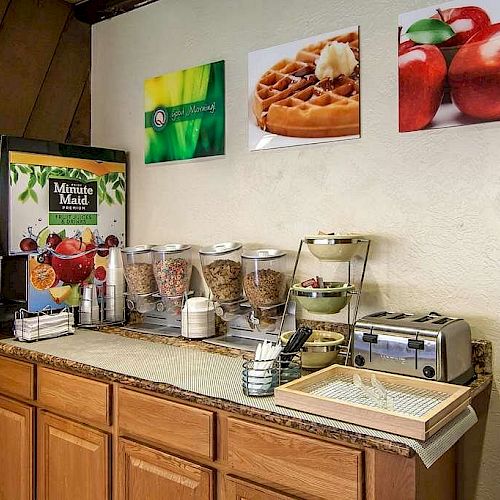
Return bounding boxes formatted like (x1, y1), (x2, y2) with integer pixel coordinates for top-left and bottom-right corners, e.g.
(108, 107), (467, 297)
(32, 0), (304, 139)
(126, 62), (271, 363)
(0, 327), (493, 458)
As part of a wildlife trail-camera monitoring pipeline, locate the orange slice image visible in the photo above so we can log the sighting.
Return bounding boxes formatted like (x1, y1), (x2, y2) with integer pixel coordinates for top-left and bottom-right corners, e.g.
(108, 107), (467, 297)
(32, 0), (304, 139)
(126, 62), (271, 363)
(30, 264), (57, 290)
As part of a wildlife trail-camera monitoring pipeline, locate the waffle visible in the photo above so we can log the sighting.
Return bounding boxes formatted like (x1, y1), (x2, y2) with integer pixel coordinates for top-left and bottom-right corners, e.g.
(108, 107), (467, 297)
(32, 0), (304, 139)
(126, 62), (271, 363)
(253, 32), (360, 138)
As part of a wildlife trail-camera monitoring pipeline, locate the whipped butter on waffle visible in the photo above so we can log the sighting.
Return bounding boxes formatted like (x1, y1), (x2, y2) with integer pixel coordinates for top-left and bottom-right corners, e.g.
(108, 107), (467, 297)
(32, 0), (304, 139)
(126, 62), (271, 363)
(315, 41), (357, 80)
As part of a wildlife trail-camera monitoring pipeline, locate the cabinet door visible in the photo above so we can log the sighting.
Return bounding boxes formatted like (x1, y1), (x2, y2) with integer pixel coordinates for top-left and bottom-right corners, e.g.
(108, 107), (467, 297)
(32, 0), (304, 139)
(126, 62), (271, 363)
(118, 438), (213, 500)
(38, 411), (109, 500)
(0, 395), (33, 500)
(225, 476), (299, 500)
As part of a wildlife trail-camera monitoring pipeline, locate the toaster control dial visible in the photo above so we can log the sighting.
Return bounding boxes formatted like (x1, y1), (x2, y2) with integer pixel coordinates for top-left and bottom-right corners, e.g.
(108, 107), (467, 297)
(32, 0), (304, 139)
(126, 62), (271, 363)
(423, 365), (436, 379)
(354, 355), (365, 367)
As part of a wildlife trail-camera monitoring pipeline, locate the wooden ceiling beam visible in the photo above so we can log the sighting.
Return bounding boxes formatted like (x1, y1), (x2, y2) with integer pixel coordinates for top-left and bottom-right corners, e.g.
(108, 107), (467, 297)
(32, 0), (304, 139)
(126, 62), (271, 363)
(73, 0), (160, 24)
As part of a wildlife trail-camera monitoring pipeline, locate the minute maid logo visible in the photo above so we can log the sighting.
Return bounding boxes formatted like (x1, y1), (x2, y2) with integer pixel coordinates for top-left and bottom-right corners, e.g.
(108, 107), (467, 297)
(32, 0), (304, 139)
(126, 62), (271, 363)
(48, 177), (98, 226)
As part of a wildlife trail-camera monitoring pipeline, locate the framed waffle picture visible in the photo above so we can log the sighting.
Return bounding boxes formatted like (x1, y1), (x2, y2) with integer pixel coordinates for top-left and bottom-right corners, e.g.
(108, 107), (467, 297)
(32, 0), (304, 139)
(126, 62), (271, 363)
(248, 27), (360, 151)
(399, 0), (500, 133)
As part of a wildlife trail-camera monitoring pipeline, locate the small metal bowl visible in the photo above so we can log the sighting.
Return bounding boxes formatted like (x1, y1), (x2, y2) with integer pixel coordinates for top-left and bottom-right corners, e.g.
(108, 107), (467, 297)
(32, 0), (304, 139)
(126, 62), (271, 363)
(304, 235), (363, 262)
(291, 282), (355, 314)
(281, 330), (345, 369)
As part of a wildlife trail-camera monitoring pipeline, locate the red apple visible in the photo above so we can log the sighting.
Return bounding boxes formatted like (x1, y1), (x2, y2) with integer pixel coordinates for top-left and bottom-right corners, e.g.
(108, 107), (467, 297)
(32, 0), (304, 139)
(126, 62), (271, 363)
(19, 237), (37, 252)
(433, 7), (491, 48)
(399, 39), (416, 53)
(51, 238), (95, 284)
(104, 234), (119, 247)
(95, 266), (106, 281)
(449, 24), (500, 120)
(399, 44), (447, 132)
(46, 233), (62, 249)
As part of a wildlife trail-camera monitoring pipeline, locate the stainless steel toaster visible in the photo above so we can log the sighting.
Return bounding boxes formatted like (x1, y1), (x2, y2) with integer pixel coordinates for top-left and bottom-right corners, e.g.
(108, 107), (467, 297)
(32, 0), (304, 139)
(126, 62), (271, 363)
(353, 311), (474, 384)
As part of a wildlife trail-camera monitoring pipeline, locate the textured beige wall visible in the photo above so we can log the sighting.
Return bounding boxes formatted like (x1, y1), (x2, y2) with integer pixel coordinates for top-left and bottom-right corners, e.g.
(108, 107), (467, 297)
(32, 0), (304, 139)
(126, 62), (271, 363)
(91, 1), (499, 498)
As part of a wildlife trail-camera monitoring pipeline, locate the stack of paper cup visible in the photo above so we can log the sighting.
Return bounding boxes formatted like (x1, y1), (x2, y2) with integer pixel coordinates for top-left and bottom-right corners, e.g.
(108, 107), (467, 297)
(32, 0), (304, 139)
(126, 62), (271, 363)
(106, 247), (125, 323)
(181, 297), (215, 339)
(80, 284), (99, 325)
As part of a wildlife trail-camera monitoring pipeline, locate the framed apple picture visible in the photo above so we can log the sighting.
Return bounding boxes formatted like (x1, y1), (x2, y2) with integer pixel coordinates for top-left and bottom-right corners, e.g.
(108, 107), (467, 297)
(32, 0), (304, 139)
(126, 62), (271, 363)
(398, 0), (500, 132)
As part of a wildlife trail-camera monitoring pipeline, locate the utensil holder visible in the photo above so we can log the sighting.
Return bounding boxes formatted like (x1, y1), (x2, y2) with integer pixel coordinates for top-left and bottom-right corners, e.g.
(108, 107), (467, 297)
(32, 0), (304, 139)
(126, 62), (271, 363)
(242, 351), (302, 396)
(242, 360), (279, 397)
(277, 351), (302, 386)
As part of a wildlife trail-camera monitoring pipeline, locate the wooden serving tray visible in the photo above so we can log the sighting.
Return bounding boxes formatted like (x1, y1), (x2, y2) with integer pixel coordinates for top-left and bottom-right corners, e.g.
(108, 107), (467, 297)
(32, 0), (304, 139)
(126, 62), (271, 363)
(274, 365), (471, 441)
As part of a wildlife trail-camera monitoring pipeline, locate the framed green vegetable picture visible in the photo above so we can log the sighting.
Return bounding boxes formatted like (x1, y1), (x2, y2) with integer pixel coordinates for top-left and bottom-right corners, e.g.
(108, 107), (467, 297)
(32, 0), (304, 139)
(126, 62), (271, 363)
(144, 60), (225, 163)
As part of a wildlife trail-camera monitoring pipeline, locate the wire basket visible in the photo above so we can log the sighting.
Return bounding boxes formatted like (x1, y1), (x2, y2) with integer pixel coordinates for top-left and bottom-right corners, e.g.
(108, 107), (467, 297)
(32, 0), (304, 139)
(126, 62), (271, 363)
(242, 351), (302, 397)
(14, 306), (75, 342)
(242, 359), (279, 397)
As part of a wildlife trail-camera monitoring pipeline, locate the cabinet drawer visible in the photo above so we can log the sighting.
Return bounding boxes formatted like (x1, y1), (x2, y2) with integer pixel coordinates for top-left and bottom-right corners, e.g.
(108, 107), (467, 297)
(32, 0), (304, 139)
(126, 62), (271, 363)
(225, 476), (299, 500)
(0, 356), (34, 400)
(118, 388), (215, 460)
(225, 418), (362, 500)
(38, 367), (110, 427)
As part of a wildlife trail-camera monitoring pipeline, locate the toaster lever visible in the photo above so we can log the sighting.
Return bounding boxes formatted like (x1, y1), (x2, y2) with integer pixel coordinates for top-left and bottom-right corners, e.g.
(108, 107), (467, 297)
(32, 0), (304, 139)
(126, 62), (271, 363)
(408, 338), (425, 370)
(362, 332), (378, 344)
(361, 330), (378, 363)
(408, 339), (424, 350)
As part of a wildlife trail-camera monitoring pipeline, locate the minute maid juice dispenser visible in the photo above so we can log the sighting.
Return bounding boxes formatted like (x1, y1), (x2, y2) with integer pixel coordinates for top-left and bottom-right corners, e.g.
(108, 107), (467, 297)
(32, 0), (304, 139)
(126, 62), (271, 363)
(0, 136), (127, 313)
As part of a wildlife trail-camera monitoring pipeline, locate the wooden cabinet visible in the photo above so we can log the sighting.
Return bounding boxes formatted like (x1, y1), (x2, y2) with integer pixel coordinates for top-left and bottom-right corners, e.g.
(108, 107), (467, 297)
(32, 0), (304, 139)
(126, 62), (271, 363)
(0, 354), (460, 500)
(38, 366), (111, 427)
(118, 387), (215, 459)
(225, 476), (299, 500)
(0, 395), (33, 500)
(0, 356), (34, 400)
(117, 438), (213, 500)
(38, 411), (109, 500)
(225, 418), (362, 500)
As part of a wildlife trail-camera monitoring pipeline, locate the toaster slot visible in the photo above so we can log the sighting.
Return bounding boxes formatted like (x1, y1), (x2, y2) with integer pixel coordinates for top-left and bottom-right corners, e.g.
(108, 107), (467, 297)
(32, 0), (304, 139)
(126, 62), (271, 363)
(432, 317), (452, 325)
(367, 311), (389, 318)
(413, 315), (436, 323)
(390, 313), (413, 320)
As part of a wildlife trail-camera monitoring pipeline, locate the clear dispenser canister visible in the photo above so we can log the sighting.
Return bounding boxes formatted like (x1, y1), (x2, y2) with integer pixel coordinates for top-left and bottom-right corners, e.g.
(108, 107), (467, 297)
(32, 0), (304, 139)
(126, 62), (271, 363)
(152, 244), (192, 298)
(242, 249), (288, 308)
(199, 242), (243, 303)
(121, 245), (157, 295)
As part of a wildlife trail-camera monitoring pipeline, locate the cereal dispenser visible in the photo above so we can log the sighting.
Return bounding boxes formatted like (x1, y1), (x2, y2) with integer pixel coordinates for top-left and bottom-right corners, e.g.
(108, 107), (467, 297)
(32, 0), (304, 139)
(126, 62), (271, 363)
(121, 244), (192, 337)
(152, 244), (192, 309)
(199, 242), (243, 303)
(200, 242), (296, 351)
(122, 245), (157, 314)
(241, 249), (288, 330)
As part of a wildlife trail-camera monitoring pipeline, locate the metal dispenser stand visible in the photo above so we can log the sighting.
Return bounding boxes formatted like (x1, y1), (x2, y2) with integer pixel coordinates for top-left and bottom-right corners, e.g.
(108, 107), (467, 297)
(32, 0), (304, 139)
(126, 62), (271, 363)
(279, 236), (370, 365)
(203, 295), (296, 351)
(123, 292), (191, 337)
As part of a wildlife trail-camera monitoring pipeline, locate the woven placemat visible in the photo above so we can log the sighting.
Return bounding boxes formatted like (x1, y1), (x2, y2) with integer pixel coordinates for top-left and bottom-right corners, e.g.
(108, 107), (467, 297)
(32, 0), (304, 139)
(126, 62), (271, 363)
(1, 330), (477, 468)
